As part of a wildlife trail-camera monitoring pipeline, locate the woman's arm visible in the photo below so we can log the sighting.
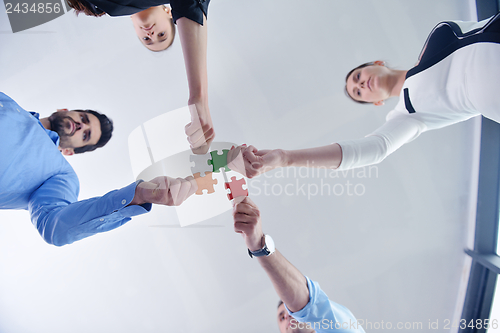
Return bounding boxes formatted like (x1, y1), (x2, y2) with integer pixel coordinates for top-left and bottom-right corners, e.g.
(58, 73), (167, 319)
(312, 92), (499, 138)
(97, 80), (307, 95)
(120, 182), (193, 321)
(234, 144), (343, 178)
(232, 115), (426, 178)
(338, 115), (426, 170)
(177, 15), (215, 154)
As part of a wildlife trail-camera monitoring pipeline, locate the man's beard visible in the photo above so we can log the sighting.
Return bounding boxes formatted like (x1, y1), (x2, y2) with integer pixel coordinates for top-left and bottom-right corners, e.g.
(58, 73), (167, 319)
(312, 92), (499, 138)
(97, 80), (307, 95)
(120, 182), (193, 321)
(48, 112), (76, 148)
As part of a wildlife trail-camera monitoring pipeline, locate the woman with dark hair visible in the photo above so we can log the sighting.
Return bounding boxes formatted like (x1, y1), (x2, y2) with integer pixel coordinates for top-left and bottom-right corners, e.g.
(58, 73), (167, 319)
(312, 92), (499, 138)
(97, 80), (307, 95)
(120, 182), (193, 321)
(228, 14), (500, 177)
(67, 0), (207, 52)
(67, 0), (214, 154)
(130, 5), (176, 52)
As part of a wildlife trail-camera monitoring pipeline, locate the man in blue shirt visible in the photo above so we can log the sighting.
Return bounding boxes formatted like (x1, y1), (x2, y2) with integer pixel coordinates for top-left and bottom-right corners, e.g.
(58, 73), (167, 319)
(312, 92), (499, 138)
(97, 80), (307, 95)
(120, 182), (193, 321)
(1, 92), (197, 246)
(233, 198), (365, 333)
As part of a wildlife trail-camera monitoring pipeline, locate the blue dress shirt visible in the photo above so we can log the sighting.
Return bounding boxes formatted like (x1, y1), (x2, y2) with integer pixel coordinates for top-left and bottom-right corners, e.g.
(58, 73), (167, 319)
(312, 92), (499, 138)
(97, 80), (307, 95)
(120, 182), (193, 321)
(0, 92), (150, 246)
(286, 277), (366, 332)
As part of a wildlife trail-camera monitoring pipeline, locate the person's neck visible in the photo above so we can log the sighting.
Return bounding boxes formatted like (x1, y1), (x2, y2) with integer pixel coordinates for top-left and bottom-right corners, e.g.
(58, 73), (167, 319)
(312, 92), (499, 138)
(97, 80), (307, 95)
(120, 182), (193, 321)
(388, 69), (408, 98)
(40, 117), (51, 130)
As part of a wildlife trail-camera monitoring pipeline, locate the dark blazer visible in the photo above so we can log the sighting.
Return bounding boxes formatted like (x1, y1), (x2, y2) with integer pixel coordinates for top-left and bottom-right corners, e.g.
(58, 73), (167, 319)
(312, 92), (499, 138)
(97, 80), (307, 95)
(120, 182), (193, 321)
(85, 0), (210, 24)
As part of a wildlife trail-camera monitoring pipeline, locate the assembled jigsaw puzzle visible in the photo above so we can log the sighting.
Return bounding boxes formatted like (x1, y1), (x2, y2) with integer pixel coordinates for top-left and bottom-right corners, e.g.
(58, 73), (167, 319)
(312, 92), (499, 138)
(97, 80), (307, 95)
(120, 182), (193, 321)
(128, 110), (245, 225)
(190, 146), (247, 201)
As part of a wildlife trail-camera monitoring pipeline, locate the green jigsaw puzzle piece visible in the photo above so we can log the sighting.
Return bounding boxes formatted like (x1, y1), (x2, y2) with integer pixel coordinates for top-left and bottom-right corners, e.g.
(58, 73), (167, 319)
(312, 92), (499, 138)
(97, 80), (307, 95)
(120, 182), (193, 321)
(209, 149), (231, 173)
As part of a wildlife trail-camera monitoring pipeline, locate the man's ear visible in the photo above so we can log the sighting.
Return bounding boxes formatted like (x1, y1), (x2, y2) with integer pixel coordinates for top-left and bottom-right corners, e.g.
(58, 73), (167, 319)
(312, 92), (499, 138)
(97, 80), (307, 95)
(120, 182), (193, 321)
(60, 147), (74, 156)
(373, 100), (385, 106)
(374, 60), (385, 66)
(56, 108), (69, 113)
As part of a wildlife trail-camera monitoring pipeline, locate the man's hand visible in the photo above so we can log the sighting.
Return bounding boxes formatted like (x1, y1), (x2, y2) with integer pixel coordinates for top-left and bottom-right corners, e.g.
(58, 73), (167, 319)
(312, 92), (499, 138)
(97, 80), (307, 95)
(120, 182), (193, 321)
(185, 103), (215, 154)
(228, 145), (287, 178)
(130, 176), (198, 206)
(233, 197), (264, 251)
(233, 198), (311, 312)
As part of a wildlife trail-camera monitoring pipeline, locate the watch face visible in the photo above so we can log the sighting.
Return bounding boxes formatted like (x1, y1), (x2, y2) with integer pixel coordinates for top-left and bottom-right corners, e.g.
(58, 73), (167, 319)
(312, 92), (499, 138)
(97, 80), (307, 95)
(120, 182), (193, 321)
(264, 235), (275, 254)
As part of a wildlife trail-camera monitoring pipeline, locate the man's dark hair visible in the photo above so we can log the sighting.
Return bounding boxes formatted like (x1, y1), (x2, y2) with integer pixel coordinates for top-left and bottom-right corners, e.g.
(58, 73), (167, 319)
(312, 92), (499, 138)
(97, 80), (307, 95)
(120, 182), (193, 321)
(73, 109), (114, 154)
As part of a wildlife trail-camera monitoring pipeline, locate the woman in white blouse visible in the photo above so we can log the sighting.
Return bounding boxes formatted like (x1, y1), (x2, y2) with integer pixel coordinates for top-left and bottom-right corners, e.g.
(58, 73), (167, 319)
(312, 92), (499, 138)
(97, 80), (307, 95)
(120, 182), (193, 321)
(230, 13), (500, 177)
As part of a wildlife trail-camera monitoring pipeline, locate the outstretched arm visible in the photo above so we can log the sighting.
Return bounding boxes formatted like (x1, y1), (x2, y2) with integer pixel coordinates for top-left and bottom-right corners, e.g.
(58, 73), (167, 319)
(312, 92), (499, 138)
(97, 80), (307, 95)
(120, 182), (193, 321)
(30, 174), (197, 246)
(233, 198), (366, 331)
(257, 250), (310, 312)
(233, 198), (310, 312)
(178, 15), (215, 154)
(230, 115), (426, 178)
(129, 176), (198, 206)
(228, 143), (343, 178)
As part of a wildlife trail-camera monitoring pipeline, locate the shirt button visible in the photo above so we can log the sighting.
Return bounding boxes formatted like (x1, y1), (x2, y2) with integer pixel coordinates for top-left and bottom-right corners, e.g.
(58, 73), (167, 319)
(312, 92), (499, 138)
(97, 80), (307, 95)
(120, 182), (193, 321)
(121, 199), (127, 205)
(100, 218), (104, 221)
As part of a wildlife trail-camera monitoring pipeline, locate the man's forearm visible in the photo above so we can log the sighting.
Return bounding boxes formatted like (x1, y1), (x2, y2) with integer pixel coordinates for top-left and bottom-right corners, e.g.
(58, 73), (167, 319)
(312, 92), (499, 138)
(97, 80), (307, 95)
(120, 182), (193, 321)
(283, 144), (343, 169)
(30, 181), (148, 246)
(128, 176), (198, 207)
(257, 250), (310, 313)
(128, 180), (156, 206)
(233, 199), (309, 312)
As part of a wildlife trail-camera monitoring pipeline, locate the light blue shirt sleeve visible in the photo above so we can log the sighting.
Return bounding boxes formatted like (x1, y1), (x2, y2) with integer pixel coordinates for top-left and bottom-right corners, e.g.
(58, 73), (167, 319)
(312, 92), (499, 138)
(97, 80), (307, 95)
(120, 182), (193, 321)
(285, 277), (365, 332)
(29, 176), (151, 246)
(0, 91), (152, 246)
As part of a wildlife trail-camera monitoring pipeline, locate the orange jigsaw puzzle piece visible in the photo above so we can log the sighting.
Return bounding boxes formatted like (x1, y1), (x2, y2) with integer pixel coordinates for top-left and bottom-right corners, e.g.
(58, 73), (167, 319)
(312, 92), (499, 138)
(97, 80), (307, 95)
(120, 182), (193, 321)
(194, 172), (218, 195)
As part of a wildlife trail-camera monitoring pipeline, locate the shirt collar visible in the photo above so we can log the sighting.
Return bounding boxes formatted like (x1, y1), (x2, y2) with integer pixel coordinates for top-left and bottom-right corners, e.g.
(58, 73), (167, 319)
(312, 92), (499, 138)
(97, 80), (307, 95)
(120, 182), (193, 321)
(30, 112), (61, 146)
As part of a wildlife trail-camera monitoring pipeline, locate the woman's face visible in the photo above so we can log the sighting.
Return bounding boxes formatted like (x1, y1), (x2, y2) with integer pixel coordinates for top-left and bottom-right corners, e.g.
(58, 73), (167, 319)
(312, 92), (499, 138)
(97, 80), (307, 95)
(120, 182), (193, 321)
(131, 6), (175, 51)
(346, 62), (391, 105)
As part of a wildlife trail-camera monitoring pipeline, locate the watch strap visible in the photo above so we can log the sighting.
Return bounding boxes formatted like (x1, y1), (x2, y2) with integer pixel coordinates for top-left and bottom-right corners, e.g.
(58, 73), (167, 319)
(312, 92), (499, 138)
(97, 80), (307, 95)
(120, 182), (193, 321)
(248, 246), (271, 258)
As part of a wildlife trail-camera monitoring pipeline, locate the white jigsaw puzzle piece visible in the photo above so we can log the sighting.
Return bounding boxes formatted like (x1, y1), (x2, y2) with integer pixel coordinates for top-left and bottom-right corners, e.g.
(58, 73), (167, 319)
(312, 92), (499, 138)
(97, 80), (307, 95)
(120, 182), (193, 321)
(189, 153), (213, 177)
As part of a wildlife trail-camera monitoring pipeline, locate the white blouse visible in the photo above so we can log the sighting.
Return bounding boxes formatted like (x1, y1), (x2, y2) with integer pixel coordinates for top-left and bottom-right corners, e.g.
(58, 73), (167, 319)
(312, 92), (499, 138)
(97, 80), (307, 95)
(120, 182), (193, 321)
(338, 17), (500, 170)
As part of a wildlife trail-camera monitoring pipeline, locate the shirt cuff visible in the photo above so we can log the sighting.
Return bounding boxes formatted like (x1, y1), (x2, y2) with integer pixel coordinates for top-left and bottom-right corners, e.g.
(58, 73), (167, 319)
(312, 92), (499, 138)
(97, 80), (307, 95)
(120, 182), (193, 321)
(108, 181), (152, 217)
(171, 0), (210, 25)
(336, 141), (356, 171)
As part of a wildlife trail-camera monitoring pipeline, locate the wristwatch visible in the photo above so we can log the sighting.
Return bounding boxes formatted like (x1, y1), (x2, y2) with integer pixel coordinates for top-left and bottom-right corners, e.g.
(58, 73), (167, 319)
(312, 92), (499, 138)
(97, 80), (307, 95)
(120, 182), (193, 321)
(248, 235), (275, 258)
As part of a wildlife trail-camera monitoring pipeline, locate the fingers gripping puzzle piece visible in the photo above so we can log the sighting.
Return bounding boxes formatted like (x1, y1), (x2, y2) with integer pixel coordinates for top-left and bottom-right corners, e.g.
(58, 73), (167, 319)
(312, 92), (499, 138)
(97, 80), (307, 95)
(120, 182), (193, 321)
(190, 153), (213, 177)
(209, 149), (231, 173)
(225, 177), (249, 201)
(194, 172), (218, 195)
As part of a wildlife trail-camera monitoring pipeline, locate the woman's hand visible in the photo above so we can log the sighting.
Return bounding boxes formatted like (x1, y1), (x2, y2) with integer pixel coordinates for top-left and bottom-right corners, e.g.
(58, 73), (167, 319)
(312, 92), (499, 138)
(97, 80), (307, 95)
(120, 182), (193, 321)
(177, 14), (213, 155)
(185, 102), (215, 154)
(228, 145), (287, 178)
